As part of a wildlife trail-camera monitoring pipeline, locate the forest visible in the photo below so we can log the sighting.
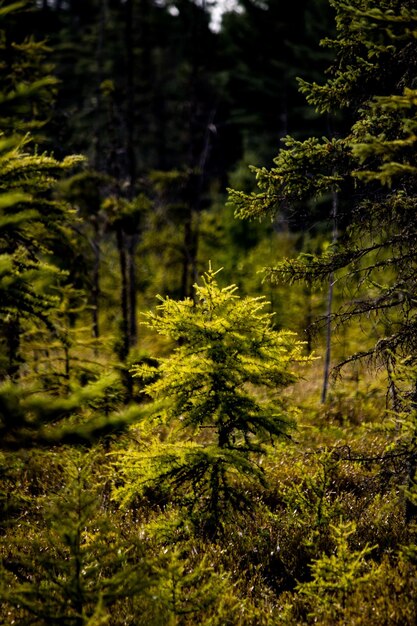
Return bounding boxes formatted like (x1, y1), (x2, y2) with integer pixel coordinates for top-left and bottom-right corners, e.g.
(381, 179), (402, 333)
(1, 0), (417, 623)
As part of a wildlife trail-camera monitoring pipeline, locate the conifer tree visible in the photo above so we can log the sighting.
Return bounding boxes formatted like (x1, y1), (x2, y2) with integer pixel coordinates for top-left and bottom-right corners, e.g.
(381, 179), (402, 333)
(0, 0), (84, 379)
(221, 0), (334, 163)
(294, 521), (380, 624)
(0, 451), (154, 625)
(228, 0), (417, 373)
(227, 0), (417, 526)
(0, 2), (145, 447)
(0, 0), (57, 136)
(115, 266), (310, 536)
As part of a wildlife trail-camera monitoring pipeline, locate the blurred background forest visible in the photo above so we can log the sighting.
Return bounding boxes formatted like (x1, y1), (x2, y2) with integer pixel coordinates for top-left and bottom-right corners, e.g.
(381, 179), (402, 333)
(14, 0), (334, 348)
(2, 0), (417, 624)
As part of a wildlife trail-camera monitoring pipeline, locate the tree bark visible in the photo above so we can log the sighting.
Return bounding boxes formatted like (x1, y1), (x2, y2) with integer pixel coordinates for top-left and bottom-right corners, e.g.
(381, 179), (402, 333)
(321, 189), (338, 403)
(116, 226), (129, 361)
(127, 232), (139, 347)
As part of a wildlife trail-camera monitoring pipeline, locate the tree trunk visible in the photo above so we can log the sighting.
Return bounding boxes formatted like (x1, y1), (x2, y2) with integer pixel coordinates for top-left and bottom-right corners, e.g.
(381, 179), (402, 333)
(127, 232), (138, 347)
(124, 0), (136, 189)
(405, 384), (417, 523)
(304, 279), (313, 355)
(321, 189), (338, 403)
(91, 221), (100, 342)
(181, 214), (193, 299)
(116, 226), (129, 361)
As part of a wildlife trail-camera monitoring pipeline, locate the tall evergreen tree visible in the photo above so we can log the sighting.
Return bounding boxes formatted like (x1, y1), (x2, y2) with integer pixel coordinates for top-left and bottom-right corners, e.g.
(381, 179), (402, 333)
(0, 0), (84, 380)
(0, 1), (146, 447)
(228, 0), (417, 371)
(228, 0), (417, 522)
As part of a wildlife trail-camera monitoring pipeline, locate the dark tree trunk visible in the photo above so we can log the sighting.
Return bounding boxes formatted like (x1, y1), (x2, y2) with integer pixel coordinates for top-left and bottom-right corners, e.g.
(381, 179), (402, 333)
(116, 226), (129, 362)
(127, 232), (139, 347)
(321, 189), (338, 403)
(91, 222), (100, 342)
(405, 385), (417, 524)
(181, 214), (193, 299)
(124, 0), (136, 189)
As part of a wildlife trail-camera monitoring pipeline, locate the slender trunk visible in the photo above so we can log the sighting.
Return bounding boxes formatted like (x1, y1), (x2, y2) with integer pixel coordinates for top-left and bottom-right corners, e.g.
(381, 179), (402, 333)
(127, 233), (138, 347)
(304, 279), (313, 355)
(279, 87), (288, 141)
(91, 222), (100, 341)
(321, 189), (338, 403)
(93, 0), (107, 171)
(181, 214), (193, 299)
(116, 226), (129, 361)
(386, 353), (401, 433)
(405, 385), (417, 523)
(191, 215), (200, 288)
(321, 274), (334, 403)
(155, 93), (167, 169)
(89, 0), (106, 344)
(124, 0), (142, 345)
(183, 107), (217, 297)
(125, 0), (136, 189)
(181, 11), (213, 297)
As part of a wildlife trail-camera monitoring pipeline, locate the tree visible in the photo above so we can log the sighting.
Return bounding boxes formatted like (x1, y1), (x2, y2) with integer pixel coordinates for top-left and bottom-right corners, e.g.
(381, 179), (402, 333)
(104, 192), (151, 361)
(220, 0), (334, 165)
(228, 0), (417, 373)
(294, 521), (380, 624)
(0, 138), (77, 373)
(0, 0), (58, 136)
(227, 0), (417, 525)
(115, 265), (311, 536)
(0, 1), (146, 447)
(0, 2), (76, 384)
(0, 450), (154, 625)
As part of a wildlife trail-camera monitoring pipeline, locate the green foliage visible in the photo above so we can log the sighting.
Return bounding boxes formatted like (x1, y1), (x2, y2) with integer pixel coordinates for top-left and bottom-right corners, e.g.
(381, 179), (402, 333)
(0, 135), (83, 334)
(0, 1), (85, 382)
(139, 548), (244, 626)
(228, 0), (417, 380)
(279, 523), (417, 625)
(282, 450), (342, 531)
(0, 450), (153, 625)
(115, 266), (311, 535)
(228, 136), (346, 220)
(0, 375), (149, 451)
(0, 1), (143, 449)
(295, 520), (379, 623)
(0, 0), (58, 134)
(6, 1), (417, 624)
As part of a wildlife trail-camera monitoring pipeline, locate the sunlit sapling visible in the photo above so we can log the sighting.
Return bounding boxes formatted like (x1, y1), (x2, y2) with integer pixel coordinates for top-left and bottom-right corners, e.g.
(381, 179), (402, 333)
(294, 521), (380, 624)
(0, 452), (153, 626)
(122, 266), (312, 534)
(140, 548), (245, 626)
